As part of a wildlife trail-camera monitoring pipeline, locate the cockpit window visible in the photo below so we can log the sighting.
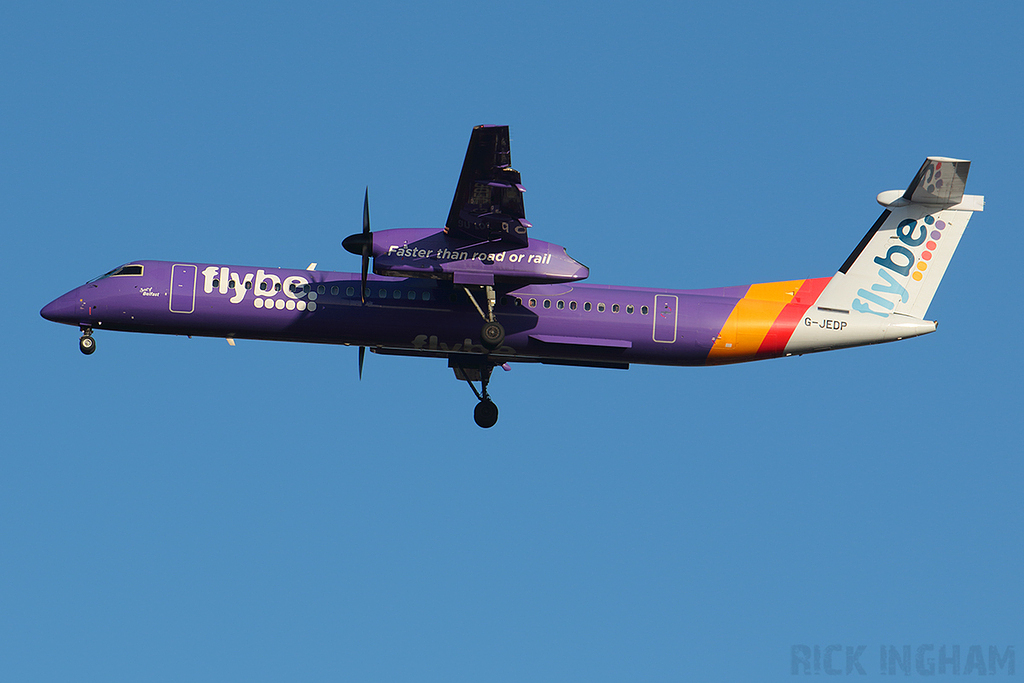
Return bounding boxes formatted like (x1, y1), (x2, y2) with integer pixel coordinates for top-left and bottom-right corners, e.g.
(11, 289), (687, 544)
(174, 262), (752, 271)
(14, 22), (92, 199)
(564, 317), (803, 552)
(94, 264), (144, 280)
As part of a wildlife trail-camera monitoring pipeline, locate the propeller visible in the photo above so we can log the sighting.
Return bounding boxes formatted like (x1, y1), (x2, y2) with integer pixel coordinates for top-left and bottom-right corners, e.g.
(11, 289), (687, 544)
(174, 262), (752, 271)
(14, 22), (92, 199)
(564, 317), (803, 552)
(342, 187), (373, 304)
(342, 188), (373, 378)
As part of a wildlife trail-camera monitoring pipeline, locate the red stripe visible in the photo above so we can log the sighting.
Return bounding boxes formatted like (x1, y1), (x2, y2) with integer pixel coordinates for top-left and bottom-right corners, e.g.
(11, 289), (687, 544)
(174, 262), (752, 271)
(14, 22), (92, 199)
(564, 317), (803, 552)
(756, 277), (831, 356)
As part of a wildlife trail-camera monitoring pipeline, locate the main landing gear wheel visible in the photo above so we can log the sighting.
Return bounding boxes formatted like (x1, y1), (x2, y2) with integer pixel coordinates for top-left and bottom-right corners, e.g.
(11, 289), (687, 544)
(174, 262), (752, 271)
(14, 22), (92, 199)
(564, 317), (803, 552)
(455, 361), (501, 428)
(462, 285), (504, 350)
(79, 334), (96, 355)
(474, 399), (499, 429)
(481, 320), (505, 349)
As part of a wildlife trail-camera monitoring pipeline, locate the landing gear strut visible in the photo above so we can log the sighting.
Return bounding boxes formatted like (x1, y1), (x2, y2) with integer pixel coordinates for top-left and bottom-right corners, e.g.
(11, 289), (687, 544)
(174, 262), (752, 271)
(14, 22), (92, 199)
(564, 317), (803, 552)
(79, 327), (95, 355)
(454, 285), (509, 427)
(464, 285), (505, 350)
(453, 361), (500, 428)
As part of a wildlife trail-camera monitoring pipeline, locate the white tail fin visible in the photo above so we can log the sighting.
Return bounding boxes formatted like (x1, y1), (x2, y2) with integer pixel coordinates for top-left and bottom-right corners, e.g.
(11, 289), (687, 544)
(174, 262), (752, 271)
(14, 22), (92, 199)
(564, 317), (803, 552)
(816, 157), (983, 320)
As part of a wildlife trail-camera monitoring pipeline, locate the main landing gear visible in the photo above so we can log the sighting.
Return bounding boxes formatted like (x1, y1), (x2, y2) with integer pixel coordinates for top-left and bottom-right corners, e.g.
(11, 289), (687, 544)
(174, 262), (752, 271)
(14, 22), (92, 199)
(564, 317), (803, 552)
(453, 361), (500, 428)
(79, 327), (95, 355)
(456, 284), (507, 427)
(463, 285), (505, 350)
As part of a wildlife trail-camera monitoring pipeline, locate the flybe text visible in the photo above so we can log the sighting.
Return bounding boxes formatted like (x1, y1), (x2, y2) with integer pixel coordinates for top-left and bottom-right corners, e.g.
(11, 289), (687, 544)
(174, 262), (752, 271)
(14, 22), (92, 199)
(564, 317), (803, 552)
(200, 266), (310, 304)
(852, 217), (925, 318)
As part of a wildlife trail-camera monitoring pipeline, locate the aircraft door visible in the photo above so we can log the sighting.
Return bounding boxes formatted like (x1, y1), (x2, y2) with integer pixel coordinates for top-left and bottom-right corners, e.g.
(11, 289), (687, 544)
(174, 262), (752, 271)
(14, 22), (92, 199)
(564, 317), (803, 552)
(169, 264), (197, 313)
(653, 294), (678, 343)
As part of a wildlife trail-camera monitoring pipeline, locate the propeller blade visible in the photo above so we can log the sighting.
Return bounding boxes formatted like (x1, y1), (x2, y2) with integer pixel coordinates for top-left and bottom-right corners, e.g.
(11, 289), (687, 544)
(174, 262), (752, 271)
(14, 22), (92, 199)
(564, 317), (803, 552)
(358, 345), (365, 379)
(361, 187), (370, 303)
(362, 187), (370, 235)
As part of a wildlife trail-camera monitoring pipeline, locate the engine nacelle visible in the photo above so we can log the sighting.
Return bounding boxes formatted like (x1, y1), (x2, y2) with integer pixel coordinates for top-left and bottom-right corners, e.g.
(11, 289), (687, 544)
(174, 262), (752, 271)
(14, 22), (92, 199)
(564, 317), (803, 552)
(369, 228), (588, 286)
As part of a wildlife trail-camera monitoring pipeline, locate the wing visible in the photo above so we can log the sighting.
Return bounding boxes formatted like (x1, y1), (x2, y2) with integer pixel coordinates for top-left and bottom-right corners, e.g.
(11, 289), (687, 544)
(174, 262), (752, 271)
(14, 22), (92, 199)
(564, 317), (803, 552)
(444, 125), (531, 247)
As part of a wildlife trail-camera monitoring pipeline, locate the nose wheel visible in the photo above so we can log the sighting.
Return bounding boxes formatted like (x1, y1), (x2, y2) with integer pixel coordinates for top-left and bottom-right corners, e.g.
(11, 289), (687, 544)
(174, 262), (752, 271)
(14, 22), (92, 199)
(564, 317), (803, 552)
(79, 328), (96, 355)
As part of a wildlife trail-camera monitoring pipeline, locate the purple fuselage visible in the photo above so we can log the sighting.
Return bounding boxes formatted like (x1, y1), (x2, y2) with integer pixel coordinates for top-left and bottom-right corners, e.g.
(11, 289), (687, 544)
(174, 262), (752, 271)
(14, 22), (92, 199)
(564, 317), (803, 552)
(41, 259), (754, 368)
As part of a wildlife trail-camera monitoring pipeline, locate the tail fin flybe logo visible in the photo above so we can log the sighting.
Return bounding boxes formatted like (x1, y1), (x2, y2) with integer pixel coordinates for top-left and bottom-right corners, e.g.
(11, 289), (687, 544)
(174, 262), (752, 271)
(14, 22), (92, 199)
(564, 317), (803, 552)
(852, 215), (948, 318)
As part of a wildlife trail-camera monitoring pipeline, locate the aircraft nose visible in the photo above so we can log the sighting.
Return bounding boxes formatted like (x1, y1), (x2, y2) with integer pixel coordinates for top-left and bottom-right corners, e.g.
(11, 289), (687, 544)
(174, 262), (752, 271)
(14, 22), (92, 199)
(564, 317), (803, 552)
(40, 290), (83, 324)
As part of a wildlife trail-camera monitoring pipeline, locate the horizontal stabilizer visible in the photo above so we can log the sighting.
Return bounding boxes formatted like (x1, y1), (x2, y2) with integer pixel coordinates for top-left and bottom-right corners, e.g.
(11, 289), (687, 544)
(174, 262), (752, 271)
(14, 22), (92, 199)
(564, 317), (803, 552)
(903, 157), (970, 205)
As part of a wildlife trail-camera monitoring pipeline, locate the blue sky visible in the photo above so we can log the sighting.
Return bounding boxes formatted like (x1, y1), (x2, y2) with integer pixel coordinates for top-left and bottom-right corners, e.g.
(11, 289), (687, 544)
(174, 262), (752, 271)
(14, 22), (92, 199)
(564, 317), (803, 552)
(3, 2), (1022, 680)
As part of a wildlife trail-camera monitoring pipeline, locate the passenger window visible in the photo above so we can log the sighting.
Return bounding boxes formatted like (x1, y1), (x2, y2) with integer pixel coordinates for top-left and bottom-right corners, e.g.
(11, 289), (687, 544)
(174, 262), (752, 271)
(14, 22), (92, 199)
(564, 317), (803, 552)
(597, 303), (605, 312)
(569, 301), (577, 310)
(331, 286), (339, 296)
(612, 304), (619, 313)
(318, 285), (326, 295)
(346, 286), (355, 296)
(423, 291), (431, 301)
(584, 302), (591, 311)
(212, 279), (220, 288)
(260, 282), (269, 291)
(529, 298), (537, 308)
(408, 290), (416, 300)
(543, 299), (551, 309)
(229, 280), (236, 289)
(378, 288), (387, 298)
(245, 281), (253, 290)
(641, 305), (649, 315)
(393, 290), (401, 299)
(627, 304), (634, 314)
(556, 300), (564, 310)
(275, 283), (282, 292)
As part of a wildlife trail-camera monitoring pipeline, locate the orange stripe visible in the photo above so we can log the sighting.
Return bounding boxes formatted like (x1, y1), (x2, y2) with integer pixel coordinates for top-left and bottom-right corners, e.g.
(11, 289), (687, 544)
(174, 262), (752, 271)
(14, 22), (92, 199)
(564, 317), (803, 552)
(756, 277), (831, 356)
(707, 279), (805, 362)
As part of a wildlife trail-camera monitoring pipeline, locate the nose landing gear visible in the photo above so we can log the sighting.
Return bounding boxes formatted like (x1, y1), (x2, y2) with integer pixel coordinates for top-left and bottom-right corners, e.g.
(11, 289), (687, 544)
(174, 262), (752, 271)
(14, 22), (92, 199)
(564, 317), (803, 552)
(79, 327), (96, 355)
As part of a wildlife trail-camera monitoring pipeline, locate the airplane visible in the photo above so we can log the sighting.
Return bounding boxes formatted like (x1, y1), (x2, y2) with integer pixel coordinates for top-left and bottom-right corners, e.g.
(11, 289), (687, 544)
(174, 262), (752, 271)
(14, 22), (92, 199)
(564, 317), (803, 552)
(41, 125), (983, 428)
